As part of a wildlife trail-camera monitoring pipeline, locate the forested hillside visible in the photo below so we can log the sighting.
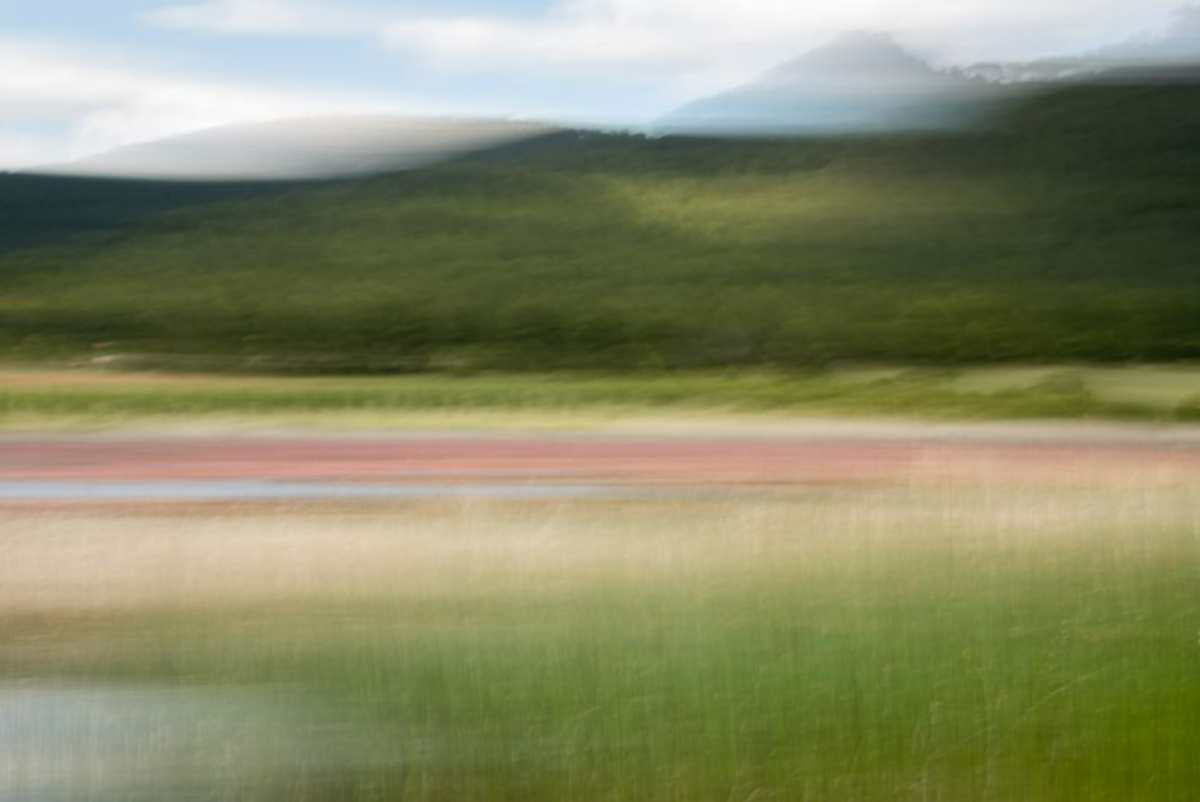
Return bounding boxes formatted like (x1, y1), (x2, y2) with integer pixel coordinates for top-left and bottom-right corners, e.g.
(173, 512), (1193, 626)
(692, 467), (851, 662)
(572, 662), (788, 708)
(2, 78), (1198, 371)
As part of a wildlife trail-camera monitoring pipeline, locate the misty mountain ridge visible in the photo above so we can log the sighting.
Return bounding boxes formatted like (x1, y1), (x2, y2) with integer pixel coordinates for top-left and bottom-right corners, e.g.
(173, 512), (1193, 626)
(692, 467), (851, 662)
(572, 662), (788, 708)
(27, 14), (1200, 180)
(660, 32), (996, 135)
(763, 32), (958, 87)
(662, 19), (1200, 136)
(45, 116), (554, 181)
(964, 5), (1200, 83)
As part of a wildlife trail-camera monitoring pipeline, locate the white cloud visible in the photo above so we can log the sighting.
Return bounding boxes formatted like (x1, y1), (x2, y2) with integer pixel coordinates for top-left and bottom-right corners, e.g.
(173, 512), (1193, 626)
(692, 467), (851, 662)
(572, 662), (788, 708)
(142, 0), (1192, 108)
(147, 0), (1189, 65)
(381, 18), (687, 71)
(145, 0), (369, 36)
(8, 0), (1193, 170)
(0, 37), (452, 169)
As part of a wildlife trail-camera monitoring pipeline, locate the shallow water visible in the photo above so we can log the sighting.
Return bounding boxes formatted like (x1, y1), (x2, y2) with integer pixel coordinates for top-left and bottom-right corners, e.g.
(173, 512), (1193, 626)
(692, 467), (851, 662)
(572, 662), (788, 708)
(0, 684), (358, 802)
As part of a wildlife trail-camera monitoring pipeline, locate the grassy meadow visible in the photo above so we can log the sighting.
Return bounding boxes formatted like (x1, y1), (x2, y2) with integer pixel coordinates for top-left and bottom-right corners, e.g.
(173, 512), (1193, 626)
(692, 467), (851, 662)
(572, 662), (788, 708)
(3, 480), (1199, 801)
(3, 364), (1200, 426)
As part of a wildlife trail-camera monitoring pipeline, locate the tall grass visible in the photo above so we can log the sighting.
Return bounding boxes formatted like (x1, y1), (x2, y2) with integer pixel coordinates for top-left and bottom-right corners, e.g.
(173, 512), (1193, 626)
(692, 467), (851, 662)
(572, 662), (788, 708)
(3, 484), (1198, 801)
(3, 366), (1200, 424)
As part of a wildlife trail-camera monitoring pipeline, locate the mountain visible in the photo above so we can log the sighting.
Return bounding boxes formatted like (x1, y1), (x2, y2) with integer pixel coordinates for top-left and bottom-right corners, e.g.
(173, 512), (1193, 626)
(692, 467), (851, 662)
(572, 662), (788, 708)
(965, 6), (1200, 84)
(4, 78), (1200, 370)
(660, 32), (998, 135)
(45, 116), (555, 181)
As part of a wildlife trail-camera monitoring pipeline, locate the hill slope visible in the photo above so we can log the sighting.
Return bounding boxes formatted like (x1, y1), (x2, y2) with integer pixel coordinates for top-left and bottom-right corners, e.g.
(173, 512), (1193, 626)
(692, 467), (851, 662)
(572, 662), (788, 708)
(2, 79), (1199, 371)
(0, 173), (294, 255)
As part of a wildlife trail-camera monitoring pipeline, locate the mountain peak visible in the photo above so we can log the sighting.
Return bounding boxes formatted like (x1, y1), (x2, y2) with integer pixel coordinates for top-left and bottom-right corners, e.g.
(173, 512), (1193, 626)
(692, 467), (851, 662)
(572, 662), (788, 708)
(766, 31), (938, 82)
(660, 32), (992, 136)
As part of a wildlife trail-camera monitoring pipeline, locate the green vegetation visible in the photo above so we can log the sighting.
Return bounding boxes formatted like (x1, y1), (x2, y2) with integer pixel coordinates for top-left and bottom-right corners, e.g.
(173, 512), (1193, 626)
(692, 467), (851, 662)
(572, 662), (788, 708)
(6, 487), (1199, 800)
(0, 173), (291, 254)
(4, 365), (1200, 424)
(3, 80), (1200, 369)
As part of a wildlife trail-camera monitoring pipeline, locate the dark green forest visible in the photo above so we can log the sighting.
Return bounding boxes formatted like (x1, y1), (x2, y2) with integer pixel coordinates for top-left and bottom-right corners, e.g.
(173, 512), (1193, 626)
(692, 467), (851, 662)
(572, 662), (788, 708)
(2, 79), (1199, 372)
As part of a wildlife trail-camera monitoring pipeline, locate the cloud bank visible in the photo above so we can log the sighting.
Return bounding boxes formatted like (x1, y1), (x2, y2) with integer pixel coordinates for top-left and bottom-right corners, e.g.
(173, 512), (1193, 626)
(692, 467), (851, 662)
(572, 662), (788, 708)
(133, 0), (1199, 138)
(6, 1), (1200, 170)
(146, 0), (1190, 67)
(0, 36), (454, 170)
(146, 0), (371, 36)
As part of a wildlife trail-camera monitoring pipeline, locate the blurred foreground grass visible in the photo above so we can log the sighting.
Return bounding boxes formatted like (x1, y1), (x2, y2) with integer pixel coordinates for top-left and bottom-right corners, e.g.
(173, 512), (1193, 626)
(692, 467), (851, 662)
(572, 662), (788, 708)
(2, 482), (1198, 801)
(4, 365), (1200, 426)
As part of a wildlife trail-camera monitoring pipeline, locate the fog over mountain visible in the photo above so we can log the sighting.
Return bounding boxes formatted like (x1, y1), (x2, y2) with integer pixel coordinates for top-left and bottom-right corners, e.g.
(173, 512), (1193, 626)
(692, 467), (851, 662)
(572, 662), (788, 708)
(659, 32), (999, 136)
(25, 8), (1200, 177)
(42, 117), (555, 181)
(965, 5), (1200, 83)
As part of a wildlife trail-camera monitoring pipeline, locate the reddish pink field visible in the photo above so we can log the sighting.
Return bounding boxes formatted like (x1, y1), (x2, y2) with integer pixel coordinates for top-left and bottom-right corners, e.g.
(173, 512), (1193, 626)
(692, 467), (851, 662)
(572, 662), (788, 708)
(3, 433), (1199, 489)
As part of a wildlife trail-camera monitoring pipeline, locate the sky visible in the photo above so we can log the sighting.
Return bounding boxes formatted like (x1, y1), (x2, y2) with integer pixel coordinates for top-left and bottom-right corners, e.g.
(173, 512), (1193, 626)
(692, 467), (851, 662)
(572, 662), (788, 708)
(1, 0), (1197, 169)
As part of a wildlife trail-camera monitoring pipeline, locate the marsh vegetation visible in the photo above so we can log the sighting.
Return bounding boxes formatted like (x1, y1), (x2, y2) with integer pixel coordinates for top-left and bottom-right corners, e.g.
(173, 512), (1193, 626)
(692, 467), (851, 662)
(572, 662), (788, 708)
(3, 477), (1198, 801)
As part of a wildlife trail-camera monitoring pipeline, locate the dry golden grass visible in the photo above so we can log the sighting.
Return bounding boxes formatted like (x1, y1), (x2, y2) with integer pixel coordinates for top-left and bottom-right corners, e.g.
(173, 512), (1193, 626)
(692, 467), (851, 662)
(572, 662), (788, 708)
(3, 481), (1196, 616)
